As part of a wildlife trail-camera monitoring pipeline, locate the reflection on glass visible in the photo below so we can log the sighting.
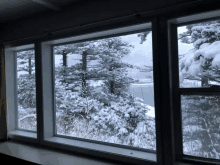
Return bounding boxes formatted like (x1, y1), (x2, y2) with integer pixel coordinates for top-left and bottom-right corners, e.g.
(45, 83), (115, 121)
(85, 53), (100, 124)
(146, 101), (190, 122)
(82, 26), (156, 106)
(181, 95), (220, 159)
(17, 50), (36, 131)
(178, 19), (220, 88)
(54, 32), (156, 150)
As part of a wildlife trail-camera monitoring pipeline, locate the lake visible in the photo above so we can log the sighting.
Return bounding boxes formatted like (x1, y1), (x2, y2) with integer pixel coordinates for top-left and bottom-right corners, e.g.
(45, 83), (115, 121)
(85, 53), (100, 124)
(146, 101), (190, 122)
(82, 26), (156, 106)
(92, 83), (155, 107)
(129, 84), (154, 107)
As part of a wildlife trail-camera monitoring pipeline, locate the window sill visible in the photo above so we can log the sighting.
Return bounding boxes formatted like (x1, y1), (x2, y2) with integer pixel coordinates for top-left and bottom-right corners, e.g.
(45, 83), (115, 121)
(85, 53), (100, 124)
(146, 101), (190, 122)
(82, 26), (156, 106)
(8, 130), (37, 139)
(45, 136), (157, 162)
(2, 134), (157, 165)
(0, 141), (117, 165)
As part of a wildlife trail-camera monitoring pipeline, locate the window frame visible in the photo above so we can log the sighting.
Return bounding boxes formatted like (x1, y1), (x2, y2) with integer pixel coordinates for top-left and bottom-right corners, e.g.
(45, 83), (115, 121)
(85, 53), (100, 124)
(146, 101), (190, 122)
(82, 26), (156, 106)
(15, 48), (37, 133)
(4, 7), (220, 165)
(169, 9), (220, 165)
(51, 26), (156, 154)
(4, 43), (38, 142)
(40, 22), (158, 164)
(3, 16), (164, 165)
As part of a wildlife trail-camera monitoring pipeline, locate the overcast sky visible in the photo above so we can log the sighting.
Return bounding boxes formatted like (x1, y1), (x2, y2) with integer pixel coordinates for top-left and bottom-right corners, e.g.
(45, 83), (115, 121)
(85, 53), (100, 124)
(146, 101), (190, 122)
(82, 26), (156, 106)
(54, 26), (193, 67)
(177, 26), (194, 55)
(52, 26), (194, 80)
(18, 26), (194, 80)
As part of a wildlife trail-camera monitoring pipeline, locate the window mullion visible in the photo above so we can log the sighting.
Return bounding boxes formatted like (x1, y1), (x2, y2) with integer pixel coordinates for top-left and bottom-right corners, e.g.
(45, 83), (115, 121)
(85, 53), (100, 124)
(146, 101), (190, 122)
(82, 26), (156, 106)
(34, 41), (44, 145)
(180, 88), (220, 94)
(0, 44), (7, 141)
(169, 23), (183, 161)
(152, 16), (175, 165)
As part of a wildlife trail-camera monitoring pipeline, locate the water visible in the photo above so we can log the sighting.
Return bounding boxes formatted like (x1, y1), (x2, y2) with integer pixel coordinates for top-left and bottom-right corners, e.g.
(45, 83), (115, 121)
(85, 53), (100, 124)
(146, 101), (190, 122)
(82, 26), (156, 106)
(91, 83), (154, 107)
(129, 84), (154, 107)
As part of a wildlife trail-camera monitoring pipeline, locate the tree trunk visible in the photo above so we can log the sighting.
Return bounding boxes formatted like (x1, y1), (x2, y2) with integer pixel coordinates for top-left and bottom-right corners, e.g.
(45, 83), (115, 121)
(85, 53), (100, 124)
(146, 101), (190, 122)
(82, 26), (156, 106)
(62, 51), (67, 83)
(109, 66), (114, 94)
(201, 77), (209, 87)
(63, 51), (67, 67)
(81, 51), (87, 98)
(28, 56), (32, 75)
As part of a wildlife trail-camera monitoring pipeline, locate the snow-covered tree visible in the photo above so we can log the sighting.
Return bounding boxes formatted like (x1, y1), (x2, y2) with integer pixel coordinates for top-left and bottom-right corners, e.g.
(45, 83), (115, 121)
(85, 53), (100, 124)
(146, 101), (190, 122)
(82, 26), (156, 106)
(54, 41), (99, 96)
(182, 95), (220, 158)
(179, 20), (220, 87)
(137, 31), (153, 81)
(17, 50), (36, 109)
(137, 31), (151, 44)
(95, 37), (135, 97)
(178, 21), (220, 159)
(54, 35), (156, 150)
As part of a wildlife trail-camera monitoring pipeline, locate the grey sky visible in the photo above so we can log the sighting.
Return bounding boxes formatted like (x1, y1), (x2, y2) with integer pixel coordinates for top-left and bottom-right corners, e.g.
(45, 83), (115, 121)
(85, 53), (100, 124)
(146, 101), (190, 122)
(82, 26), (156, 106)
(178, 26), (194, 54)
(121, 32), (153, 67)
(18, 27), (193, 79)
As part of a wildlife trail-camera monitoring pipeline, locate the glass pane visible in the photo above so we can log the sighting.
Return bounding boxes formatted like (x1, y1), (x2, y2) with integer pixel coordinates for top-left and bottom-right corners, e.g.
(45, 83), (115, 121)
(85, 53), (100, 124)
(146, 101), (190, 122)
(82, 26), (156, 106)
(181, 95), (220, 159)
(17, 50), (37, 131)
(54, 30), (156, 150)
(178, 19), (220, 88)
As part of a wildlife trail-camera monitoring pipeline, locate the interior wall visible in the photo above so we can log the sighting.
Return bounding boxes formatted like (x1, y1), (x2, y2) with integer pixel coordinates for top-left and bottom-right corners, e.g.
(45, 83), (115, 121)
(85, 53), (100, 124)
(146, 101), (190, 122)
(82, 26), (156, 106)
(0, 0), (218, 43)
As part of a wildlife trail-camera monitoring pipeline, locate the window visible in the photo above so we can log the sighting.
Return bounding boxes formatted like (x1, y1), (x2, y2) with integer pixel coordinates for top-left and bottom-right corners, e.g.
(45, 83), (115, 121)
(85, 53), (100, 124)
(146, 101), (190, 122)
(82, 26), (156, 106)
(175, 18), (220, 160)
(3, 8), (220, 165)
(16, 49), (37, 132)
(53, 31), (156, 150)
(5, 44), (37, 139)
(38, 22), (158, 163)
(181, 95), (220, 159)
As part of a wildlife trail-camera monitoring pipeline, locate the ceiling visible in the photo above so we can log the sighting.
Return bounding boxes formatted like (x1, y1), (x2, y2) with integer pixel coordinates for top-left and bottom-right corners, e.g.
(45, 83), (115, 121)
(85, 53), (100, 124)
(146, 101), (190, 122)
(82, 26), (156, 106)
(0, 0), (82, 24)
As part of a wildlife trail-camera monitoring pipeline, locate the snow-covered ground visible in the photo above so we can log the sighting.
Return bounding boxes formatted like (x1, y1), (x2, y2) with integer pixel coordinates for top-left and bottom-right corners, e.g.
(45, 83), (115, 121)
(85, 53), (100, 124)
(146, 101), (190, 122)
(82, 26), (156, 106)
(180, 79), (201, 87)
(146, 105), (155, 117)
(180, 79), (220, 87)
(131, 83), (153, 86)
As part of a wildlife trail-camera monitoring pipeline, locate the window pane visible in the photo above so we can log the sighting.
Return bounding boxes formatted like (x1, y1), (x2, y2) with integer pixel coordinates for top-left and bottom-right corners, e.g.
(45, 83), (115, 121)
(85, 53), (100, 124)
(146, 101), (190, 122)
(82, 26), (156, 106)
(181, 95), (220, 159)
(17, 50), (37, 131)
(54, 31), (156, 150)
(178, 19), (220, 88)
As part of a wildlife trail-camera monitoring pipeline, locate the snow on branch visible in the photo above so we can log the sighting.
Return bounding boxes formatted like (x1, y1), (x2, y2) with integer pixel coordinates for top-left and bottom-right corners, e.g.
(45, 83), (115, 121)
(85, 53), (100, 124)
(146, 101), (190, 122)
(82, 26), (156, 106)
(19, 114), (36, 122)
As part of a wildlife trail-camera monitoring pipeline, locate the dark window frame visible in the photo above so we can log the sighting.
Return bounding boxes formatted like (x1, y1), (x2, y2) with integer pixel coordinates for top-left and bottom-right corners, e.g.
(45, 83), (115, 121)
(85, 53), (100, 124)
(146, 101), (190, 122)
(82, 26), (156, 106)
(169, 16), (220, 165)
(3, 5), (220, 164)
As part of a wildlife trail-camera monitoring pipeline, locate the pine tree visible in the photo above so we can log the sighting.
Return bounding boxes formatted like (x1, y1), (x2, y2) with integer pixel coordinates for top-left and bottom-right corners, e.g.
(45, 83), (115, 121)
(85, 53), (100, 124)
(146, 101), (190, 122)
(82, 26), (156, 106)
(182, 95), (220, 158)
(54, 41), (98, 96)
(179, 20), (220, 87)
(137, 31), (151, 44)
(54, 36), (157, 149)
(92, 37), (135, 104)
(179, 21), (220, 158)
(17, 50), (36, 109)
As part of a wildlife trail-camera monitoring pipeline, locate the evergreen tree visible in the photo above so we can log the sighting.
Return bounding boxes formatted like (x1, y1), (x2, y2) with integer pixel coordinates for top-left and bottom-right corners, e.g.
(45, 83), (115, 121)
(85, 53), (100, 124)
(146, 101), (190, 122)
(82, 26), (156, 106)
(17, 50), (36, 109)
(137, 31), (151, 44)
(93, 37), (135, 104)
(179, 20), (220, 86)
(137, 31), (153, 81)
(178, 21), (220, 159)
(54, 41), (98, 95)
(54, 36), (156, 149)
(182, 95), (220, 158)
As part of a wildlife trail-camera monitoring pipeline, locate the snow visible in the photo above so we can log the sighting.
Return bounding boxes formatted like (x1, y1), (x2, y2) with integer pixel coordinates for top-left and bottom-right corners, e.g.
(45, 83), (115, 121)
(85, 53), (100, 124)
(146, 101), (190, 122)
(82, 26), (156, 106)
(180, 79), (201, 87)
(146, 105), (155, 117)
(179, 40), (220, 87)
(18, 32), (158, 150)
(131, 83), (153, 86)
(67, 54), (81, 66)
(192, 25), (206, 31)
(212, 54), (220, 68)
